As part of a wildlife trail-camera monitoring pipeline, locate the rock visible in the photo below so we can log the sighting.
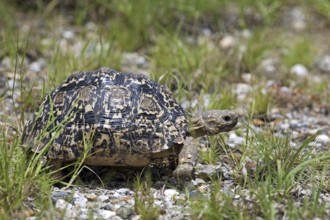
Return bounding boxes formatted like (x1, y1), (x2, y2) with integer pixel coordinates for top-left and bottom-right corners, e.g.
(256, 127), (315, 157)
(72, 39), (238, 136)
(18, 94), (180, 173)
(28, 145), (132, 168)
(55, 199), (77, 218)
(79, 214), (89, 220)
(55, 199), (71, 210)
(116, 206), (135, 219)
(131, 215), (142, 220)
(73, 192), (88, 208)
(98, 194), (110, 202)
(121, 52), (149, 71)
(220, 35), (236, 49)
(62, 29), (75, 39)
(316, 55), (330, 73)
(192, 178), (206, 186)
(228, 132), (245, 145)
(1, 57), (12, 69)
(290, 64), (308, 77)
(259, 58), (278, 76)
(85, 21), (97, 31)
(164, 189), (179, 198)
(285, 7), (306, 31)
(52, 190), (70, 200)
(189, 190), (205, 199)
(315, 134), (330, 145)
(195, 164), (222, 180)
(110, 216), (124, 220)
(233, 83), (252, 101)
(241, 73), (251, 83)
(29, 58), (46, 73)
(85, 193), (97, 201)
(99, 210), (116, 219)
(241, 29), (252, 39)
(117, 188), (132, 195)
(101, 204), (114, 211)
(153, 180), (166, 189)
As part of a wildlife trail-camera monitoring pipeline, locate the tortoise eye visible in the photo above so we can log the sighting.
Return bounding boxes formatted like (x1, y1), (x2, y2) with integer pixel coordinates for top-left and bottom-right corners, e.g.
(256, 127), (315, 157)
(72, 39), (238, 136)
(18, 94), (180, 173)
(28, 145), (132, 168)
(222, 115), (231, 122)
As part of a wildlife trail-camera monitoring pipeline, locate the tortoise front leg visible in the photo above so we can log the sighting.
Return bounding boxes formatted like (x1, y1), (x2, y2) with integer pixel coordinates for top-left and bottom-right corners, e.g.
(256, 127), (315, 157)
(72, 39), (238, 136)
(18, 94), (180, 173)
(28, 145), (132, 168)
(173, 137), (198, 181)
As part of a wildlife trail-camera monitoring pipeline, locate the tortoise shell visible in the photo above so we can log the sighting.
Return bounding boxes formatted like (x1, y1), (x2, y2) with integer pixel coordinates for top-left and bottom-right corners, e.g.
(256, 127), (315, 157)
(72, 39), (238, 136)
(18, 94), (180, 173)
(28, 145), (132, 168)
(23, 67), (187, 166)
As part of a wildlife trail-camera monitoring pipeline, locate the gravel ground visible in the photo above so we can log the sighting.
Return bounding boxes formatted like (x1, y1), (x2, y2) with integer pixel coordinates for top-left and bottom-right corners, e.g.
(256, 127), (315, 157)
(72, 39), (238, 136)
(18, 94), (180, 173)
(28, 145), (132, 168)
(1, 5), (330, 219)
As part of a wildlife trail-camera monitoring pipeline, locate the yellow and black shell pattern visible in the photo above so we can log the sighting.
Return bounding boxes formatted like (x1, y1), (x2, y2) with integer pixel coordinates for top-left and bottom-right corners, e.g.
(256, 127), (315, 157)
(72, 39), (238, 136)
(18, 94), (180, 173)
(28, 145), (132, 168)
(23, 67), (188, 166)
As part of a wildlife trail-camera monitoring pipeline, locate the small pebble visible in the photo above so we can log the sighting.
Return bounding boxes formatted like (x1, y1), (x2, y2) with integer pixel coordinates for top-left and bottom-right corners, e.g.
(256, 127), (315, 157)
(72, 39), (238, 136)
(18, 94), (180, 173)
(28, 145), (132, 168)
(220, 35), (236, 49)
(110, 216), (124, 220)
(101, 204), (114, 211)
(85, 193), (97, 201)
(316, 55), (330, 73)
(315, 134), (330, 145)
(241, 73), (251, 83)
(122, 52), (149, 70)
(99, 210), (116, 219)
(55, 199), (72, 210)
(62, 30), (75, 39)
(131, 215), (142, 220)
(52, 191), (70, 199)
(289, 7), (306, 30)
(163, 189), (179, 198)
(74, 196), (88, 208)
(116, 206), (135, 219)
(290, 64), (308, 77)
(55, 199), (77, 218)
(29, 58), (46, 72)
(259, 58), (278, 76)
(234, 83), (252, 101)
(189, 190), (205, 199)
(195, 164), (222, 181)
(98, 194), (110, 202)
(228, 132), (245, 145)
(117, 188), (132, 195)
(192, 178), (206, 186)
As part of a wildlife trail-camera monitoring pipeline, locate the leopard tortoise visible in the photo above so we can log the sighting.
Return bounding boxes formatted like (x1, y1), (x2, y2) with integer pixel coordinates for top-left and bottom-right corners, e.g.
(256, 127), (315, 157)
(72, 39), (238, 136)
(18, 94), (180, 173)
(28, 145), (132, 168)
(23, 67), (238, 179)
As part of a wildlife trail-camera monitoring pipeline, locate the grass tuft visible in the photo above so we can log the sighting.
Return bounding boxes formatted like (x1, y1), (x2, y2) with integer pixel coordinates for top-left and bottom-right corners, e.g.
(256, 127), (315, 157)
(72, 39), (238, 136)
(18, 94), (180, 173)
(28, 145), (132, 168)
(133, 171), (159, 220)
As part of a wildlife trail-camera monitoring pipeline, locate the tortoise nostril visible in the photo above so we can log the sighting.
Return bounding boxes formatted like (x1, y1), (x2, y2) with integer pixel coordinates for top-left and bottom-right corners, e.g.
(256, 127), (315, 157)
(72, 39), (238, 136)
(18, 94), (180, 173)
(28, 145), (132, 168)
(222, 115), (231, 122)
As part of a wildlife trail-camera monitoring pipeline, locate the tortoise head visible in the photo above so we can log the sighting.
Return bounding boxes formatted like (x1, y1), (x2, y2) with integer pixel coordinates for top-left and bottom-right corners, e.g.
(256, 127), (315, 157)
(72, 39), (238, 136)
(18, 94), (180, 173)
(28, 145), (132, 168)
(188, 110), (238, 137)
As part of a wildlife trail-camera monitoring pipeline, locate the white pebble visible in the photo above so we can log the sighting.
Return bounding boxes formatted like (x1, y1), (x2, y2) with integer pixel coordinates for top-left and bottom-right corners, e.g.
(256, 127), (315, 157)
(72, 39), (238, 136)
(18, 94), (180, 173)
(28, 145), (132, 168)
(74, 196), (88, 208)
(280, 122), (290, 130)
(55, 199), (77, 218)
(290, 64), (308, 77)
(164, 189), (179, 198)
(241, 73), (251, 83)
(131, 215), (142, 220)
(228, 132), (245, 145)
(1, 57), (11, 69)
(234, 83), (252, 101)
(315, 134), (330, 145)
(55, 199), (72, 210)
(290, 7), (306, 30)
(316, 55), (330, 73)
(117, 188), (132, 195)
(220, 35), (236, 49)
(62, 30), (75, 39)
(98, 194), (110, 202)
(98, 210), (116, 219)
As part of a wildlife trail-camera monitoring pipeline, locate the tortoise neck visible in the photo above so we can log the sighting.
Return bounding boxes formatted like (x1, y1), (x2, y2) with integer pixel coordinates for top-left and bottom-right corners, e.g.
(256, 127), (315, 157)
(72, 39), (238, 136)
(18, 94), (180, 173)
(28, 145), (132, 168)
(188, 116), (207, 137)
